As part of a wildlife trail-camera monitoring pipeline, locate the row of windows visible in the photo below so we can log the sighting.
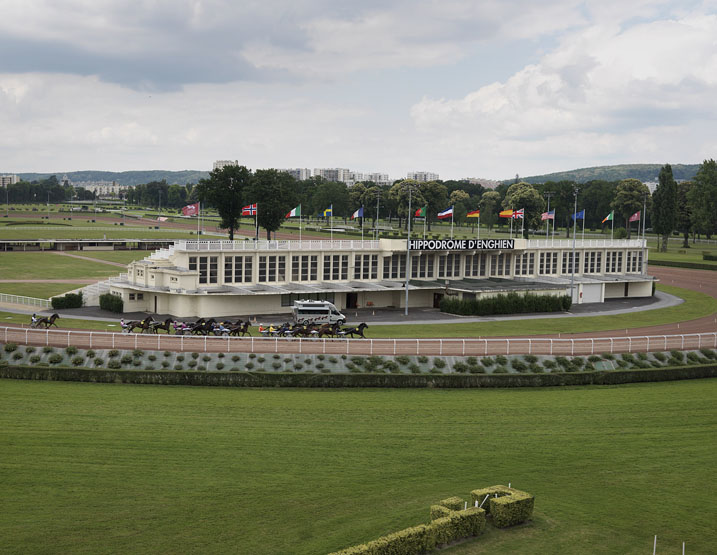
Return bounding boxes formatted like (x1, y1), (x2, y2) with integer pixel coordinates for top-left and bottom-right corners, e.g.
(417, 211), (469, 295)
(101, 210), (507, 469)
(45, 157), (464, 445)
(188, 250), (638, 284)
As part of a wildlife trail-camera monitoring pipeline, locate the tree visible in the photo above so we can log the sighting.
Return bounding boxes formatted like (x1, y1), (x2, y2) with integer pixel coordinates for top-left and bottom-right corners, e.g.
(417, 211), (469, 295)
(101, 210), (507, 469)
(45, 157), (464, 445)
(449, 189), (470, 222)
(250, 169), (297, 240)
(652, 164), (677, 251)
(311, 180), (349, 219)
(611, 179), (650, 239)
(687, 159), (717, 239)
(388, 180), (426, 231)
(502, 182), (545, 238)
(676, 181), (693, 248)
(418, 181), (448, 231)
(194, 165), (251, 240)
(479, 191), (501, 230)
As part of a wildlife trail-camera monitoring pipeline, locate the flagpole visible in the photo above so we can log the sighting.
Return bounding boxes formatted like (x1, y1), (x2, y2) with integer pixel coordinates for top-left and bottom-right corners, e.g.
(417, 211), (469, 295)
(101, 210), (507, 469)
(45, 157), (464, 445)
(197, 202), (200, 236)
(423, 211), (426, 240)
(450, 209), (454, 239)
(521, 210), (524, 237)
(477, 215), (480, 240)
(330, 204), (333, 242)
(582, 211), (585, 242)
(361, 205), (364, 241)
(611, 212), (614, 241)
(509, 206), (513, 239)
(255, 203), (259, 241)
(299, 205), (302, 242)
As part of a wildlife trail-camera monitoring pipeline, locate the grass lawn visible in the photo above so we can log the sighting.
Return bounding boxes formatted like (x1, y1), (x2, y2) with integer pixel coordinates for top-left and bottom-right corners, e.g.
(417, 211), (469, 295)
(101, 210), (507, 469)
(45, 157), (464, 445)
(0, 252), (122, 280)
(65, 250), (155, 264)
(648, 244), (717, 267)
(0, 282), (80, 298)
(0, 379), (715, 554)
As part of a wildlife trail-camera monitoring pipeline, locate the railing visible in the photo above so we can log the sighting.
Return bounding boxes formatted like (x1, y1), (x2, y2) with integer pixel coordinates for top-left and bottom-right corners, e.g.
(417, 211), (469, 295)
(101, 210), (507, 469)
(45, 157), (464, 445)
(174, 239), (381, 252)
(2, 326), (715, 357)
(526, 239), (645, 249)
(0, 295), (51, 308)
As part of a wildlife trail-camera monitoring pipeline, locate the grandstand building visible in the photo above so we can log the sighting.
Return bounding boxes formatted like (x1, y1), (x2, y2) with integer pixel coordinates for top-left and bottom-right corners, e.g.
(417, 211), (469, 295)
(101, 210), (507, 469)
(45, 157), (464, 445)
(109, 238), (653, 318)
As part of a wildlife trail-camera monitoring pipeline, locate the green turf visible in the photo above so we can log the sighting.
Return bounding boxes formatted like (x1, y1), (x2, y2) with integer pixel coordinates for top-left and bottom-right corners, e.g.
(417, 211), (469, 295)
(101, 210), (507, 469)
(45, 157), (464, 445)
(0, 252), (123, 280)
(0, 379), (714, 554)
(60, 250), (154, 264)
(0, 282), (80, 298)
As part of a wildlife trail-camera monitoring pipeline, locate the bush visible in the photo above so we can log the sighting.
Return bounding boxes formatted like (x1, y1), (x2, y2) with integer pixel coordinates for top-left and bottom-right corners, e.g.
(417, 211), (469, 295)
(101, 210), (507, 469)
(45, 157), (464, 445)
(148, 354), (156, 362)
(133, 349), (144, 358)
(108, 359), (121, 369)
(493, 366), (508, 374)
(272, 362), (281, 370)
(132, 359), (142, 367)
(294, 363), (303, 371)
(197, 365), (206, 371)
(432, 358), (446, 369)
(453, 361), (468, 373)
(511, 359), (528, 373)
(588, 355), (601, 363)
(120, 354), (132, 364)
(317, 354), (325, 361)
(191, 352), (199, 359)
(469, 365), (485, 374)
(94, 358), (105, 367)
(232, 355), (240, 362)
(620, 353), (635, 364)
(249, 353), (257, 359)
(686, 352), (700, 364)
(496, 355), (507, 366)
(602, 353), (615, 360)
(396, 355), (410, 366)
(65, 346), (78, 356)
(188, 360), (197, 368)
(217, 352), (225, 358)
(202, 355), (211, 362)
(72, 356), (85, 367)
(523, 354), (538, 363)
(161, 361), (169, 368)
(530, 363), (543, 373)
(284, 357), (292, 363)
(99, 292), (123, 313)
(108, 349), (119, 358)
(257, 357), (265, 363)
(409, 364), (421, 374)
(700, 349), (716, 360)
(636, 352), (648, 361)
(273, 354), (281, 360)
(86, 349), (96, 358)
(670, 350), (685, 362)
(543, 359), (557, 370)
(174, 365), (183, 371)
(418, 355), (429, 364)
(29, 355), (41, 363)
(164, 351), (171, 357)
(316, 363), (325, 370)
(12, 352), (24, 360)
(4, 343), (17, 353)
(43, 346), (54, 353)
(25, 346), (36, 354)
(51, 291), (83, 309)
(470, 486), (534, 528)
(384, 361), (400, 373)
(481, 357), (495, 367)
(177, 355), (185, 362)
(48, 353), (63, 364)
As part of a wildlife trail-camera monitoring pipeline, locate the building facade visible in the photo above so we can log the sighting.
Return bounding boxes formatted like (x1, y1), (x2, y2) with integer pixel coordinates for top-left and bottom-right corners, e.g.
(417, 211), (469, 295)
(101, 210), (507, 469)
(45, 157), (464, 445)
(1, 174), (20, 187)
(109, 238), (653, 318)
(407, 171), (439, 182)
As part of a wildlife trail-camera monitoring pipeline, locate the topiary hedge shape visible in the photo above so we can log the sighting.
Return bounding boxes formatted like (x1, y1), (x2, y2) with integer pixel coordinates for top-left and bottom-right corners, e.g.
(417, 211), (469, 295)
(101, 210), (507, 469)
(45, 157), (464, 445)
(470, 485), (534, 528)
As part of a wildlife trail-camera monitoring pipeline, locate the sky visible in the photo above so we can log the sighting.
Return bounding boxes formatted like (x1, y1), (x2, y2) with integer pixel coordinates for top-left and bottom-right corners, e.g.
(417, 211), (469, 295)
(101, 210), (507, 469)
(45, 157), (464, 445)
(1, 0), (716, 180)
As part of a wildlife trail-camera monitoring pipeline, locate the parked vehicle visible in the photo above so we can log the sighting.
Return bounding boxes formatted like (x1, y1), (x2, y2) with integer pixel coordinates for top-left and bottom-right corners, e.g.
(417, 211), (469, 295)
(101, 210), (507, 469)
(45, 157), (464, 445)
(292, 300), (346, 326)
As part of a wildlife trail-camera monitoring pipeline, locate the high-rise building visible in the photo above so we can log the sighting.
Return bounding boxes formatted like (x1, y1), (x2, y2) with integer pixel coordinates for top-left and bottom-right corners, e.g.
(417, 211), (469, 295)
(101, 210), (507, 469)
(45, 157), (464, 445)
(280, 168), (312, 181)
(313, 168), (350, 182)
(213, 160), (239, 171)
(407, 171), (439, 182)
(0, 174), (20, 187)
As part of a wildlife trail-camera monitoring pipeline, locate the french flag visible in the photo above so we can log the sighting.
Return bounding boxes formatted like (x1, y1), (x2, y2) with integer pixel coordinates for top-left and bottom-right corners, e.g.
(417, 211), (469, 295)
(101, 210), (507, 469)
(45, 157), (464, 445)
(437, 206), (454, 220)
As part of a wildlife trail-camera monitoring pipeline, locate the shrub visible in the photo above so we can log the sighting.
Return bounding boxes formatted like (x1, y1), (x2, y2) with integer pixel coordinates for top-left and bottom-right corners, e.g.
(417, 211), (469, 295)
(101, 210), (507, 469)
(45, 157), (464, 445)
(197, 365), (206, 371)
(433, 357), (446, 369)
(620, 353), (635, 364)
(294, 363), (303, 371)
(341, 354), (347, 360)
(94, 358), (104, 367)
(686, 352), (700, 364)
(430, 505), (452, 521)
(493, 366), (508, 374)
(257, 357), (265, 363)
(188, 360), (197, 368)
(650, 360), (663, 368)
(133, 349), (144, 358)
(132, 359), (142, 367)
(174, 365), (183, 371)
(616, 359), (629, 368)
(469, 365), (486, 374)
(177, 355), (185, 362)
(588, 355), (601, 363)
(120, 354), (132, 364)
(161, 361), (169, 368)
(350, 356), (365, 366)
(43, 346), (54, 353)
(108, 349), (119, 358)
(29, 354), (41, 363)
(495, 355), (507, 366)
(511, 359), (528, 373)
(4, 343), (18, 353)
(273, 354), (281, 360)
(249, 353), (257, 359)
(217, 352), (225, 358)
(72, 356), (85, 366)
(329, 356), (338, 364)
(164, 351), (171, 357)
(670, 350), (685, 362)
(99, 292), (123, 313)
(148, 354), (156, 361)
(316, 362), (325, 370)
(440, 291), (570, 316)
(453, 361), (468, 373)
(202, 355), (211, 362)
(230, 367), (240, 372)
(284, 357), (292, 363)
(418, 355), (429, 364)
(667, 356), (682, 366)
(317, 354), (325, 361)
(51, 291), (83, 309)
(602, 353), (615, 360)
(304, 358), (313, 365)
(191, 352), (199, 359)
(245, 362), (255, 370)
(530, 363), (543, 373)
(25, 346), (36, 354)
(349, 366), (362, 373)
(555, 356), (571, 369)
(320, 368), (331, 374)
(12, 352), (23, 360)
(699, 348), (716, 360)
(108, 359), (121, 369)
(636, 352), (648, 361)
(470, 486), (534, 528)
(232, 355), (240, 362)
(384, 361), (400, 373)
(272, 362), (281, 370)
(396, 355), (410, 366)
(86, 349), (96, 358)
(65, 346), (78, 355)
(543, 359), (557, 370)
(523, 354), (538, 363)
(409, 364), (421, 374)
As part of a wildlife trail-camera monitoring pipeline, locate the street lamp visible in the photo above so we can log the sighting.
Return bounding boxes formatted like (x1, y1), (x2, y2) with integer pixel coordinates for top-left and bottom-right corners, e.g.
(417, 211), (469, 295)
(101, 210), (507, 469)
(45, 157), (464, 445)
(570, 187), (578, 304)
(404, 183), (414, 317)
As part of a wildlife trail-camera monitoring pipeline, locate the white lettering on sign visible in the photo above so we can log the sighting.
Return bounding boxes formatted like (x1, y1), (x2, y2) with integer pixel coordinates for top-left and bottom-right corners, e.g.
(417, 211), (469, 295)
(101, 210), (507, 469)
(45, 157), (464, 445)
(408, 239), (515, 251)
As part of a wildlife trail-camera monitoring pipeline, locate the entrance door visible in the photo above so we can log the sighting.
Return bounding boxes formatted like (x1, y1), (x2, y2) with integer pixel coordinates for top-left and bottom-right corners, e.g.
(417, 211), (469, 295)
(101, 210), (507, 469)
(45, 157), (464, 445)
(154, 295), (158, 313)
(346, 292), (358, 309)
(433, 293), (443, 308)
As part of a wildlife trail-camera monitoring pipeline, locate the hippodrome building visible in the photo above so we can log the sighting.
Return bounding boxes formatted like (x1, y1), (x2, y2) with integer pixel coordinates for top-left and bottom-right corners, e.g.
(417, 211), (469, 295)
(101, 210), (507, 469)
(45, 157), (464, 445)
(107, 237), (654, 318)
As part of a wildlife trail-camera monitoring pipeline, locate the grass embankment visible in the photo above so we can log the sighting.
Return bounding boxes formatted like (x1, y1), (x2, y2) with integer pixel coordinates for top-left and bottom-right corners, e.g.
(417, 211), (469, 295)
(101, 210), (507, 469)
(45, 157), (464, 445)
(0, 283), (714, 336)
(0, 379), (714, 554)
(0, 283), (82, 298)
(0, 252), (122, 280)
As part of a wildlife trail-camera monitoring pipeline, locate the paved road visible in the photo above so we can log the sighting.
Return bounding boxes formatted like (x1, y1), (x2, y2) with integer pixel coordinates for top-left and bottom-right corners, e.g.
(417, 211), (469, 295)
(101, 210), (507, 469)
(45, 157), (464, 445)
(1, 266), (716, 356)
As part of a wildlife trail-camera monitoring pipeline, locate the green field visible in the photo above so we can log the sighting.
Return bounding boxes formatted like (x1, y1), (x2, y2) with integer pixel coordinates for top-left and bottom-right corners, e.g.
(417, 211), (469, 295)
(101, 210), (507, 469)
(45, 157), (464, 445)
(63, 250), (155, 264)
(0, 252), (122, 280)
(0, 282), (80, 298)
(0, 379), (715, 554)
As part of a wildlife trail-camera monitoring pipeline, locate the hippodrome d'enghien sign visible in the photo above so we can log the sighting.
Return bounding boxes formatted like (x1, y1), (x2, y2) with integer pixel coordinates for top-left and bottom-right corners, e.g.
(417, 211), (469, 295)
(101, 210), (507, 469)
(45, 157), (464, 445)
(408, 239), (515, 251)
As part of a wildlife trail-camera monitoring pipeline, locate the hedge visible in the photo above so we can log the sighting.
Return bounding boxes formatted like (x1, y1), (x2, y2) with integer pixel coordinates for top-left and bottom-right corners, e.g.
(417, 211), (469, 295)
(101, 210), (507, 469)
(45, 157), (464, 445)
(51, 291), (83, 309)
(704, 253), (717, 262)
(648, 259), (717, 271)
(99, 293), (124, 313)
(2, 364), (716, 388)
(470, 485), (534, 528)
(440, 292), (571, 316)
(439, 496), (465, 511)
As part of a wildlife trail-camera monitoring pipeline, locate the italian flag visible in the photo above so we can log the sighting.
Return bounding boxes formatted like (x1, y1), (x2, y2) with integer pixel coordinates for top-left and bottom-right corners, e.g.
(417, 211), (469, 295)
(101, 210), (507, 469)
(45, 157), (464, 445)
(602, 211), (613, 223)
(414, 206), (427, 217)
(285, 205), (301, 218)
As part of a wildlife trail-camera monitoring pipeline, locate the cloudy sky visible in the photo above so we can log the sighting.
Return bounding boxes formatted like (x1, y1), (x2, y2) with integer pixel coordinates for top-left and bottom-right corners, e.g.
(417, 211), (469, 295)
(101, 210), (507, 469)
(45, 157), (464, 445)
(1, 0), (716, 180)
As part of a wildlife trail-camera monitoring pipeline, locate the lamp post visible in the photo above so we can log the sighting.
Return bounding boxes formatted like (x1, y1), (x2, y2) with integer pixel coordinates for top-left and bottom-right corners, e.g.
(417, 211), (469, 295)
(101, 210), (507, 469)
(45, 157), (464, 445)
(375, 188), (381, 241)
(570, 187), (578, 304)
(544, 191), (554, 240)
(5, 186), (8, 218)
(404, 183), (413, 317)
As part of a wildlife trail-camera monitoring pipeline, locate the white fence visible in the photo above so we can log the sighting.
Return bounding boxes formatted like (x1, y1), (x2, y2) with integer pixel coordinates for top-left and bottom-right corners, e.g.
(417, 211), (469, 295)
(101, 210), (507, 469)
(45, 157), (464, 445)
(174, 239), (380, 252)
(2, 326), (715, 357)
(0, 294), (51, 308)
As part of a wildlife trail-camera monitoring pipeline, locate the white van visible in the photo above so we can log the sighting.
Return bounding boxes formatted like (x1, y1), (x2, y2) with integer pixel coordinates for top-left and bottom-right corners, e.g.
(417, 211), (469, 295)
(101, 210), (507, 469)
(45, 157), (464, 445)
(292, 300), (346, 326)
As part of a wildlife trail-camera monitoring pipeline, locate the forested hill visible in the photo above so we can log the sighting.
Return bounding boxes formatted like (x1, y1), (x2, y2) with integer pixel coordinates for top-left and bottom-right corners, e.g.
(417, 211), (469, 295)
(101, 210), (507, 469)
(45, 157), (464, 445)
(16, 170), (210, 186)
(510, 164), (700, 184)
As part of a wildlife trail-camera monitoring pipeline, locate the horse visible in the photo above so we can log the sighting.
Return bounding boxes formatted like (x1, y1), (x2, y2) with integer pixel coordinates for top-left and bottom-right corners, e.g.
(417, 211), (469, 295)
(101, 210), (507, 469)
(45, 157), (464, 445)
(339, 322), (369, 339)
(290, 324), (317, 338)
(317, 323), (340, 338)
(229, 321), (251, 337)
(191, 318), (215, 335)
(150, 318), (173, 334)
(35, 313), (60, 329)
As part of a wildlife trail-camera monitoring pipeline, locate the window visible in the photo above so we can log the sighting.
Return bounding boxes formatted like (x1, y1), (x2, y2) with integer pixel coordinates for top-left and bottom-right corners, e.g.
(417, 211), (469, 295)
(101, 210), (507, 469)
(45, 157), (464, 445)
(225, 256), (252, 283)
(583, 251), (602, 274)
(539, 252), (558, 275)
(136, 269), (144, 277)
(189, 256), (197, 271)
(514, 253), (535, 276)
(562, 252), (580, 274)
(465, 254), (481, 277)
(355, 254), (379, 280)
(323, 255), (348, 281)
(606, 251), (623, 273)
(490, 253), (511, 276)
(137, 293), (144, 300)
(293, 255), (318, 281)
(129, 293), (135, 300)
(626, 251), (642, 273)
(411, 254), (434, 278)
(259, 255), (285, 282)
(382, 254), (406, 279)
(438, 254), (460, 278)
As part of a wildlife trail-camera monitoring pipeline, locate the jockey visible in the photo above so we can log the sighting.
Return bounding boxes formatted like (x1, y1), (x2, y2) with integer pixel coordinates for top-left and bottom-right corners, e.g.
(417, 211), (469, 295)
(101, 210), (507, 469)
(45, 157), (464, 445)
(31, 313), (38, 326)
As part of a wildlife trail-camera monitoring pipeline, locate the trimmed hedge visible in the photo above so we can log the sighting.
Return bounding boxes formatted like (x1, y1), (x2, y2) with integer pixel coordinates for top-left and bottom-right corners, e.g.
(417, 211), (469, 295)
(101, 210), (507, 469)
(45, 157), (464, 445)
(470, 485), (534, 528)
(430, 505), (452, 521)
(648, 259), (717, 271)
(704, 253), (717, 261)
(439, 496), (465, 511)
(2, 364), (716, 388)
(440, 292), (571, 316)
(51, 291), (83, 309)
(99, 293), (124, 313)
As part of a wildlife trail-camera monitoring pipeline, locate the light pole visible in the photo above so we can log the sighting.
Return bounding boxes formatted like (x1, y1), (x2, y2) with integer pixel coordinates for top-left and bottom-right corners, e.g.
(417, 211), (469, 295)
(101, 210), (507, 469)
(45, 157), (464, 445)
(544, 191), (554, 240)
(404, 183), (413, 317)
(47, 191), (50, 220)
(570, 187), (578, 304)
(375, 188), (381, 241)
(5, 186), (8, 218)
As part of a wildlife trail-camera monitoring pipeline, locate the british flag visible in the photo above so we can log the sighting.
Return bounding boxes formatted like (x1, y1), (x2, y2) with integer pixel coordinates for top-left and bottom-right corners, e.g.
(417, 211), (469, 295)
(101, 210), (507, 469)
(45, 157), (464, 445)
(242, 203), (257, 216)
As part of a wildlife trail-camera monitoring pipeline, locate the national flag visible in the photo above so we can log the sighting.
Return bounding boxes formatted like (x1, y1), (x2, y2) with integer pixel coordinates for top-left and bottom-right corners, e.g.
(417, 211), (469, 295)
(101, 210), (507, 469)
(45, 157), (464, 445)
(157, 216), (168, 222)
(629, 210), (641, 222)
(467, 209), (480, 218)
(242, 203), (257, 216)
(323, 205), (333, 217)
(437, 206), (454, 219)
(351, 207), (364, 219)
(499, 209), (514, 218)
(541, 210), (555, 221)
(182, 202), (199, 217)
(602, 211), (614, 223)
(285, 205), (301, 218)
(571, 209), (585, 220)
(415, 206), (427, 217)
(513, 208), (524, 219)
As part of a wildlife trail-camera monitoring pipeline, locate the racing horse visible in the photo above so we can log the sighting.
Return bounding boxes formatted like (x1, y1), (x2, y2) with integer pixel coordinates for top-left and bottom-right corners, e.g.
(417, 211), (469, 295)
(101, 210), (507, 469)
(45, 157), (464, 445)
(123, 316), (153, 333)
(339, 322), (368, 339)
(317, 323), (341, 338)
(150, 318), (173, 334)
(34, 313), (60, 329)
(229, 320), (251, 337)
